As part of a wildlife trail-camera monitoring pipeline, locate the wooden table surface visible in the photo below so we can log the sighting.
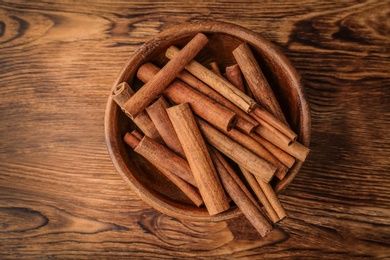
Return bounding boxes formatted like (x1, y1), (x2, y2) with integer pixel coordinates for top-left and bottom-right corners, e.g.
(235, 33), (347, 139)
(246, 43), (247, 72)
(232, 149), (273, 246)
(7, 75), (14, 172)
(1, 1), (389, 259)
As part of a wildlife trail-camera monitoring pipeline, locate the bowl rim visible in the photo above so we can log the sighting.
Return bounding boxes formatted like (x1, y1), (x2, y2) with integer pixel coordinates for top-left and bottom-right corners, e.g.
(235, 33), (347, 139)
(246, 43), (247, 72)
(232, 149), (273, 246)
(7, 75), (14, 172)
(104, 20), (311, 221)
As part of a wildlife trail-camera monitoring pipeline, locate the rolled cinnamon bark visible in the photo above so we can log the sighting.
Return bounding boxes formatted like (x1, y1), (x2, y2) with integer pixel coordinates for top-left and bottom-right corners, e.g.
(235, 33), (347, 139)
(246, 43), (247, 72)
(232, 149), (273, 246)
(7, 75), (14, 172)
(123, 131), (140, 149)
(174, 71), (256, 132)
(254, 122), (309, 162)
(219, 127), (289, 180)
(249, 132), (295, 169)
(195, 118), (276, 183)
(167, 103), (230, 215)
(166, 46), (296, 143)
(131, 129), (144, 141)
(239, 166), (279, 223)
(210, 148), (260, 209)
(139, 62), (258, 134)
(254, 175), (287, 221)
(251, 111), (294, 146)
(251, 107), (297, 143)
(210, 149), (273, 237)
(111, 82), (164, 145)
(232, 42), (287, 124)
(146, 97), (185, 158)
(235, 117), (257, 134)
(124, 133), (196, 187)
(175, 65), (258, 127)
(123, 33), (208, 119)
(209, 61), (223, 77)
(124, 132), (203, 207)
(288, 141), (310, 162)
(137, 63), (237, 132)
(232, 43), (299, 144)
(225, 64), (245, 93)
(166, 46), (257, 113)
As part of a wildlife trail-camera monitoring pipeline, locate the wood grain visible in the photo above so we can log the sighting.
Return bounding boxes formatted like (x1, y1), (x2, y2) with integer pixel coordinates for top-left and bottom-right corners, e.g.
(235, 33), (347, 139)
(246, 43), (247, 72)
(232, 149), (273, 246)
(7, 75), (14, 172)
(0, 0), (389, 259)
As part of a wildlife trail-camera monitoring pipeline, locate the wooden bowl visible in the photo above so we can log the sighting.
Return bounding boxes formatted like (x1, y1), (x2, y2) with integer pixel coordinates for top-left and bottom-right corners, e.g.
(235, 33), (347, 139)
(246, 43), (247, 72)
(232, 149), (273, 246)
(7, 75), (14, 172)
(104, 21), (311, 221)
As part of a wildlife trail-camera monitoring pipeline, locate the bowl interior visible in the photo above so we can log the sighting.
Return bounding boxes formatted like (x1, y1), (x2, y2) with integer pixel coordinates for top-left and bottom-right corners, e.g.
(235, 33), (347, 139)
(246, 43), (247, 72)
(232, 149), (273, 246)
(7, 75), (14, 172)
(105, 21), (310, 221)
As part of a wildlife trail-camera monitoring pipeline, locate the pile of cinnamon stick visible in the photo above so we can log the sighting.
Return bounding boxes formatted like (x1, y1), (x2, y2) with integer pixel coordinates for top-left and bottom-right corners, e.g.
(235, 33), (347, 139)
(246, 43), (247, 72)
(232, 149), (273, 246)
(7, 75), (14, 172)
(111, 33), (309, 237)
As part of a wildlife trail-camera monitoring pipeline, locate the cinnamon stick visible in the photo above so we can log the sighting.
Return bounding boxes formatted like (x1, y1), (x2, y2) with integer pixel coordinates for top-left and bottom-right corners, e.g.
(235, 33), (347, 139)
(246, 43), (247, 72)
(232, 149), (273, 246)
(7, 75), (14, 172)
(131, 129), (144, 140)
(251, 111), (293, 146)
(166, 46), (296, 142)
(219, 127), (289, 180)
(158, 63), (259, 133)
(145, 97), (185, 158)
(255, 175), (287, 221)
(165, 46), (257, 113)
(174, 65), (259, 127)
(165, 45), (300, 145)
(140, 62), (257, 133)
(232, 42), (287, 124)
(210, 149), (273, 237)
(124, 132), (203, 207)
(239, 166), (279, 223)
(137, 63), (237, 132)
(249, 132), (295, 169)
(235, 117), (257, 134)
(210, 148), (260, 209)
(167, 103), (230, 215)
(124, 132), (197, 187)
(195, 118), (276, 183)
(288, 141), (310, 162)
(111, 82), (164, 145)
(225, 64), (245, 92)
(251, 107), (297, 143)
(254, 122), (309, 162)
(123, 33), (208, 119)
(123, 131), (140, 149)
(209, 62), (223, 77)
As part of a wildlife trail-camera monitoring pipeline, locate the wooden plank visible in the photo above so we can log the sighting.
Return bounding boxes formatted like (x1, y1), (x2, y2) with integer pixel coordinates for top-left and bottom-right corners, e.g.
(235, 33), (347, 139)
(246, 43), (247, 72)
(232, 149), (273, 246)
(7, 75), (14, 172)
(0, 0), (389, 258)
